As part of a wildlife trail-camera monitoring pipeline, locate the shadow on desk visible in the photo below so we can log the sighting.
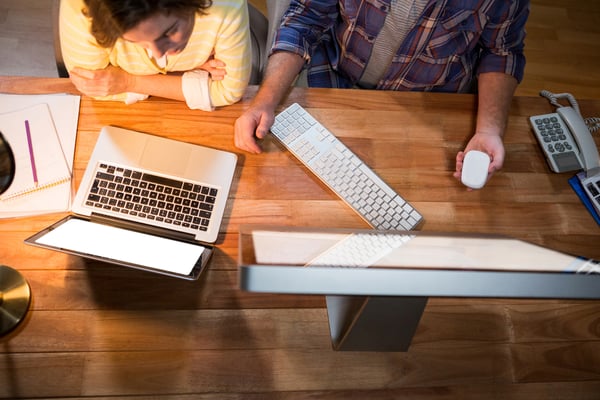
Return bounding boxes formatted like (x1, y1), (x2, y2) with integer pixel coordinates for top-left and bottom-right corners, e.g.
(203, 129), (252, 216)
(73, 256), (277, 395)
(82, 260), (204, 309)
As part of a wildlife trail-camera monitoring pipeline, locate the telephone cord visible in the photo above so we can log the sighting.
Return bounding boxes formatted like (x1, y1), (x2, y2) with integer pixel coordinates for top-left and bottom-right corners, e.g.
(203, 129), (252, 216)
(586, 117), (600, 134)
(539, 90), (599, 134)
(539, 90), (581, 114)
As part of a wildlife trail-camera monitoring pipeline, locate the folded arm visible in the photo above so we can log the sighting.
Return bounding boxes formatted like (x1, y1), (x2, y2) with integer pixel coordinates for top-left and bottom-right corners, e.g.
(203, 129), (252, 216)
(68, 59), (226, 102)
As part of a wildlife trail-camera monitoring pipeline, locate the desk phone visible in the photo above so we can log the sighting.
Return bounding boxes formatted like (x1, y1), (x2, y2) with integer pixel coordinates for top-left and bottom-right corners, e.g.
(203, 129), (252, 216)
(529, 91), (600, 217)
(529, 106), (598, 173)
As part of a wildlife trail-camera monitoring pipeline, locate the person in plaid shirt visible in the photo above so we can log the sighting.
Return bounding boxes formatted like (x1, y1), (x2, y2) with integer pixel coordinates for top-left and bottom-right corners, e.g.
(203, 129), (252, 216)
(235, 0), (529, 187)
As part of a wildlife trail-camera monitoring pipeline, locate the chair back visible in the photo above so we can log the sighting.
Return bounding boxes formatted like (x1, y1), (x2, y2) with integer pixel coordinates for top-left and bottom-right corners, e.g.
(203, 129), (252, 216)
(266, 0), (292, 51)
(53, 0), (68, 78)
(248, 4), (268, 84)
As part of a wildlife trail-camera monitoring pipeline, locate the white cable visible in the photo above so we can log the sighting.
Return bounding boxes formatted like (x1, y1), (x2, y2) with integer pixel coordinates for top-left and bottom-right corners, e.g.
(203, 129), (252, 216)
(585, 117), (600, 134)
(539, 90), (600, 134)
(539, 90), (581, 114)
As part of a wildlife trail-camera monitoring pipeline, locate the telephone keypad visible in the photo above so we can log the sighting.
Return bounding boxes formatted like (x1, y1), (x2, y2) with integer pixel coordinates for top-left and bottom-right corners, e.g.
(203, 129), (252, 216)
(529, 112), (584, 173)
(534, 116), (569, 152)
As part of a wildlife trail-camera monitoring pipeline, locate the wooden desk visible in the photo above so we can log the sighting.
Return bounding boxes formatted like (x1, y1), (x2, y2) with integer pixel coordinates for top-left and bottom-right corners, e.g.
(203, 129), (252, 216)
(1, 77), (599, 399)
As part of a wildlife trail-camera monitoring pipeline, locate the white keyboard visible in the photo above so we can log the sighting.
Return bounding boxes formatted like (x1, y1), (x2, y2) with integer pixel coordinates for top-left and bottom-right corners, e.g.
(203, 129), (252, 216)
(270, 103), (423, 230)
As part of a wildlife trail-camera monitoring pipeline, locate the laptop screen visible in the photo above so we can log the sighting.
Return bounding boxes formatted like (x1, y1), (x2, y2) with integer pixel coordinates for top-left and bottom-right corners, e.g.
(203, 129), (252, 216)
(26, 216), (210, 280)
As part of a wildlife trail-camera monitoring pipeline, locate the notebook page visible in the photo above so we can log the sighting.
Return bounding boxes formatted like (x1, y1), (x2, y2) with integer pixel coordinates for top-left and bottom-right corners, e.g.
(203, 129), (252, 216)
(0, 93), (80, 174)
(0, 103), (71, 216)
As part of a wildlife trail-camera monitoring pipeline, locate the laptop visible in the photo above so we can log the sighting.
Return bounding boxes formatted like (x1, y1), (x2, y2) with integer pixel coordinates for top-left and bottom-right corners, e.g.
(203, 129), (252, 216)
(25, 126), (237, 280)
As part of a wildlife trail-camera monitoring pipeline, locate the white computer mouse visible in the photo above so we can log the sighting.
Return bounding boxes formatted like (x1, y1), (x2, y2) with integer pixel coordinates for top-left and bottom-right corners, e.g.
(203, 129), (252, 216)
(461, 150), (490, 189)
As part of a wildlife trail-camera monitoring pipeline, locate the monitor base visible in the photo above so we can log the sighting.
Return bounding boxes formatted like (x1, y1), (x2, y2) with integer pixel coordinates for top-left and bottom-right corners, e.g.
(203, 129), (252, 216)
(326, 295), (428, 352)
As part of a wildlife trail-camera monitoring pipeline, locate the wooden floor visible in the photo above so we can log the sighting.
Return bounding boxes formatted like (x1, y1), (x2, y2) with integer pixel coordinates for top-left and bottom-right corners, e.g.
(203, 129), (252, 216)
(1, 0), (600, 98)
(1, 1), (600, 400)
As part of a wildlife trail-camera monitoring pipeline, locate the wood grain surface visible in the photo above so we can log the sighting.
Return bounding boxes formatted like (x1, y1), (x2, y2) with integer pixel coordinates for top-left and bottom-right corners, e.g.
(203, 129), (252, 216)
(1, 77), (599, 399)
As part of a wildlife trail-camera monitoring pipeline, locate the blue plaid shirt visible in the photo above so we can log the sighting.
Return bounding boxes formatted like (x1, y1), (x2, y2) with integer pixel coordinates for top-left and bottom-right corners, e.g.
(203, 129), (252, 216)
(271, 0), (529, 92)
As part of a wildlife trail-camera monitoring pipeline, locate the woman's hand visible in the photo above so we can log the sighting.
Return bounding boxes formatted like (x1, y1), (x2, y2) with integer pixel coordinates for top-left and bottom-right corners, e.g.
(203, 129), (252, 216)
(198, 58), (227, 81)
(69, 66), (134, 97)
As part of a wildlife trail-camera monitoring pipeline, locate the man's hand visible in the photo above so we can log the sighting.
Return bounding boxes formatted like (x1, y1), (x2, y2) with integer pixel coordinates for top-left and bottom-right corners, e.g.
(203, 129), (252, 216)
(454, 72), (516, 188)
(454, 132), (505, 183)
(69, 66), (134, 97)
(233, 52), (306, 153)
(234, 103), (276, 154)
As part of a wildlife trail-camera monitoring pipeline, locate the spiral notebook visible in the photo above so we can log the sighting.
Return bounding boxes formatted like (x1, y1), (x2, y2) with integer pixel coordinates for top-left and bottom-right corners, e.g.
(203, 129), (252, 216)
(0, 102), (73, 217)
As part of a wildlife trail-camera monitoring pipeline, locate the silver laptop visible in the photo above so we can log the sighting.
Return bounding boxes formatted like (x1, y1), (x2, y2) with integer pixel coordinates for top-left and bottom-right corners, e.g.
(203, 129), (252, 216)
(25, 126), (237, 280)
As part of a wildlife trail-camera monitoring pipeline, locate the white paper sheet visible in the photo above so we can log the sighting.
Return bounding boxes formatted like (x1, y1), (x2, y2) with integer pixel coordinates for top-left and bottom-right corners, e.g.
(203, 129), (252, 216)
(0, 93), (80, 218)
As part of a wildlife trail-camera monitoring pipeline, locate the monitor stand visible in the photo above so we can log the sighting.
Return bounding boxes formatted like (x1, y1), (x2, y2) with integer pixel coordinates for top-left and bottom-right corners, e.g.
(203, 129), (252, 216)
(326, 295), (428, 351)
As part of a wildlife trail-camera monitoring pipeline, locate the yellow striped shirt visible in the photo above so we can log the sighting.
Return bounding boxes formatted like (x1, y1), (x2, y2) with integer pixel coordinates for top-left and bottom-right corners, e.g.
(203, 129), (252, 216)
(59, 0), (251, 108)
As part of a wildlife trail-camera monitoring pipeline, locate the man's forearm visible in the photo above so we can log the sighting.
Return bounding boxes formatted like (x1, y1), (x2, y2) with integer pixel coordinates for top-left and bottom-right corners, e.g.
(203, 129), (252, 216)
(251, 51), (305, 109)
(476, 72), (519, 138)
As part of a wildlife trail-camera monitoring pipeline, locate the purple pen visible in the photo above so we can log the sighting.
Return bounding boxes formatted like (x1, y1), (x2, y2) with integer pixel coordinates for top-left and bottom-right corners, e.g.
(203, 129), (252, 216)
(25, 119), (39, 186)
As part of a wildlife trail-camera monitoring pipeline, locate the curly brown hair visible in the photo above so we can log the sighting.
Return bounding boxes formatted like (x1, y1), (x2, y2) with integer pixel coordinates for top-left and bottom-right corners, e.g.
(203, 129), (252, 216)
(83, 0), (212, 48)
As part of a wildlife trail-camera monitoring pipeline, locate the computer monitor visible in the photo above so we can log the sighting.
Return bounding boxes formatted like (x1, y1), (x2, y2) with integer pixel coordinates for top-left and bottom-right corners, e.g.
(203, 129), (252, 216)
(238, 225), (600, 351)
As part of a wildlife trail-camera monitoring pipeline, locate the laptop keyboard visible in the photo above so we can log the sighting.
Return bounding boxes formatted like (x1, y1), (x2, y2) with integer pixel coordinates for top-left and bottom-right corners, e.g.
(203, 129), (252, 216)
(84, 162), (219, 233)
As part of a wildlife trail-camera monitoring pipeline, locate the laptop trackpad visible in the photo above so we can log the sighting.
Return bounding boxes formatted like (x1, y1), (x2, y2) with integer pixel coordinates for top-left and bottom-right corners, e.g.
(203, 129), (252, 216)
(140, 138), (191, 176)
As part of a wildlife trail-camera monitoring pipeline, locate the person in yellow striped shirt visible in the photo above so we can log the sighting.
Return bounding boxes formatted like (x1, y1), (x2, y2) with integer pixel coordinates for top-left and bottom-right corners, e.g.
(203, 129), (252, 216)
(60, 0), (251, 111)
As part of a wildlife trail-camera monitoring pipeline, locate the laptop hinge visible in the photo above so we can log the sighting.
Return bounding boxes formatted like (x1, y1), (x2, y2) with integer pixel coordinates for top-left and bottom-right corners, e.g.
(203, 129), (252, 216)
(89, 213), (207, 245)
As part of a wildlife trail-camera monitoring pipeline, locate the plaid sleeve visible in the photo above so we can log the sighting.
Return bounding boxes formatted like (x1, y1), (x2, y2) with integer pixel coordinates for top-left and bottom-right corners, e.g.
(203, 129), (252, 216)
(476, 0), (529, 82)
(271, 0), (340, 62)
